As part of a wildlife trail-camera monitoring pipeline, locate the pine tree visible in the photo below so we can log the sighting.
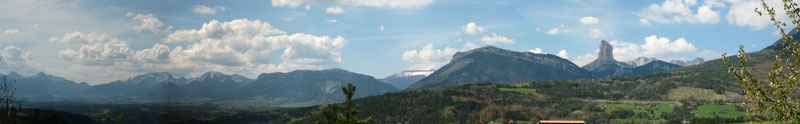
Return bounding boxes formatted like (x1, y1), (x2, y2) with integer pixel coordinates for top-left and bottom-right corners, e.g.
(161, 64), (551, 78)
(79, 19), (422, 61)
(318, 83), (374, 124)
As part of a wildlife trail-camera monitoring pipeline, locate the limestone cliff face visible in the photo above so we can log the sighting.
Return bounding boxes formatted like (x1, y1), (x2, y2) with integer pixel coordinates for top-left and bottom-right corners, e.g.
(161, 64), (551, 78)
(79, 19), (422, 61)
(582, 40), (683, 77)
(581, 40), (628, 76)
(596, 40), (614, 62)
(624, 57), (658, 67)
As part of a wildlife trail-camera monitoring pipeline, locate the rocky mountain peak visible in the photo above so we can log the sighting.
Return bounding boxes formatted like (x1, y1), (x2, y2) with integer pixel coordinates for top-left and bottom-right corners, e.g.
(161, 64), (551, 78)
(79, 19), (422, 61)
(32, 71), (53, 80)
(670, 57), (705, 66)
(582, 40), (628, 75)
(5, 71), (22, 78)
(128, 72), (175, 84)
(597, 40), (614, 61)
(200, 71), (225, 79)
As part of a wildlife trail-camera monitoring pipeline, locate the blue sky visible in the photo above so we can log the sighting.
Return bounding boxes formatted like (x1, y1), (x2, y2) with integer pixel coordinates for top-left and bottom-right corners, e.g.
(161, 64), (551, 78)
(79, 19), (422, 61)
(0, 0), (788, 84)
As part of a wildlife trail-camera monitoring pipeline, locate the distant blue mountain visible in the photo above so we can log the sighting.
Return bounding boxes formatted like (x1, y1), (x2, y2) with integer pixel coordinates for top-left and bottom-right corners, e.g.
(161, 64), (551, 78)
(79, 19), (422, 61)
(183, 72), (252, 98)
(86, 72), (186, 99)
(4, 68), (396, 107)
(232, 69), (398, 104)
(1, 71), (89, 99)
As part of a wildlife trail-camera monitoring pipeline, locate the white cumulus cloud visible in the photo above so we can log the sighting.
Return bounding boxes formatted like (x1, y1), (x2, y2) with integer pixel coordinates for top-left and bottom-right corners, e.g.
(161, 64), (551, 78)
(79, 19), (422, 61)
(556, 49), (569, 59)
(571, 53), (597, 66)
(272, 0), (305, 7)
(49, 32), (123, 44)
(726, 0), (785, 30)
(637, 0), (721, 24)
(528, 48), (543, 54)
(547, 28), (560, 35)
(192, 5), (229, 15)
(402, 42), (478, 70)
(134, 43), (172, 63)
(0, 46), (44, 75)
(326, 6), (345, 14)
(53, 32), (134, 66)
(639, 18), (652, 26)
(480, 33), (514, 44)
(3, 29), (20, 35)
(58, 40), (134, 66)
(402, 44), (458, 70)
(50, 19), (349, 82)
(641, 35), (697, 56)
(547, 24), (572, 35)
(164, 19), (286, 43)
(579, 16), (599, 25)
(462, 22), (484, 35)
(166, 19), (348, 74)
(127, 12), (168, 33)
(606, 35), (698, 61)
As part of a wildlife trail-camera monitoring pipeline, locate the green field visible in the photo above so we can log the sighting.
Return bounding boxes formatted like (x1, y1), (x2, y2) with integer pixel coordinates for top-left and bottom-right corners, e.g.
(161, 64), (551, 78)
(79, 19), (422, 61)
(602, 103), (673, 119)
(510, 83), (530, 87)
(655, 104), (673, 113)
(602, 103), (634, 113)
(498, 87), (542, 96)
(693, 104), (747, 118)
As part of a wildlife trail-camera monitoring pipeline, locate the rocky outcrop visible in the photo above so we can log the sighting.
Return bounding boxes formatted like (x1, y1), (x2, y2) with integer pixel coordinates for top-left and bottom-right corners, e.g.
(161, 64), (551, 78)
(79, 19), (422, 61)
(597, 40), (614, 61)
(582, 40), (629, 77)
(624, 57), (658, 67)
(670, 57), (705, 66)
(582, 40), (686, 77)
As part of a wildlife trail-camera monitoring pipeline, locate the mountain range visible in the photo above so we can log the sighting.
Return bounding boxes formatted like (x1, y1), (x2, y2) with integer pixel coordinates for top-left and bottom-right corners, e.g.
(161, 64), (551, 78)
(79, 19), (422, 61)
(1, 40), (698, 106)
(232, 69), (397, 104)
(1, 69), (396, 106)
(406, 46), (597, 90)
(0, 72), (90, 99)
(200, 28), (800, 124)
(582, 40), (684, 77)
(624, 57), (704, 67)
(405, 40), (687, 90)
